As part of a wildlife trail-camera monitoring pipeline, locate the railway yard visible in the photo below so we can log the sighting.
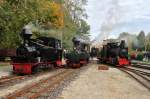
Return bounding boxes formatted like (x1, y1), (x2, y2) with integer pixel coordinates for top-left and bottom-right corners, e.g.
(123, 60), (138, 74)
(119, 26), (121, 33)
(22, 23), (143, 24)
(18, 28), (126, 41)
(0, 61), (149, 99)
(0, 0), (150, 99)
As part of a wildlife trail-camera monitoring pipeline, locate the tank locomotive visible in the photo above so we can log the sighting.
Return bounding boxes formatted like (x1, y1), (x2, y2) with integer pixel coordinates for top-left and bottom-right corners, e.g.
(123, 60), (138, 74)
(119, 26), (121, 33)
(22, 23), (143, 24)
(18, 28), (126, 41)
(65, 37), (90, 68)
(97, 40), (130, 66)
(12, 27), (62, 74)
(90, 47), (99, 58)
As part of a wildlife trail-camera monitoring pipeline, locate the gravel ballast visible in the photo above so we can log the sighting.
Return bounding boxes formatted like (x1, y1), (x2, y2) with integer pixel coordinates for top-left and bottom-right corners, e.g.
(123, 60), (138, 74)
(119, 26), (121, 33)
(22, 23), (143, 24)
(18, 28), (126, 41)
(0, 69), (66, 98)
(0, 65), (12, 78)
(58, 64), (150, 99)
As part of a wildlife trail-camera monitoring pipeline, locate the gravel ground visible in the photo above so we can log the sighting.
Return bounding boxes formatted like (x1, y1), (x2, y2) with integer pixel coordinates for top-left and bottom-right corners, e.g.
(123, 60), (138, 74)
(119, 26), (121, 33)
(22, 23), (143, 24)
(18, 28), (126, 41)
(58, 64), (150, 99)
(37, 65), (90, 99)
(0, 65), (12, 78)
(0, 69), (65, 98)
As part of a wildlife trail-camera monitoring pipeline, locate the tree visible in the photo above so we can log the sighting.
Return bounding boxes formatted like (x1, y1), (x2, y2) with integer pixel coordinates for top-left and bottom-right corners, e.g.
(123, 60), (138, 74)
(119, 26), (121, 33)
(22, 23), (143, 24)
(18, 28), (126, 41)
(63, 0), (87, 24)
(137, 30), (145, 50)
(0, 0), (89, 49)
(0, 0), (64, 48)
(145, 32), (150, 51)
(78, 19), (90, 34)
(62, 0), (89, 49)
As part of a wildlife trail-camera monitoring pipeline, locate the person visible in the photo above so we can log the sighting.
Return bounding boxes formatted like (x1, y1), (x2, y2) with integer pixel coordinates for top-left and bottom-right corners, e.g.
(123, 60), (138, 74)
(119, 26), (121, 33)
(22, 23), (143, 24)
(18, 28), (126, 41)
(143, 52), (150, 62)
(63, 49), (67, 59)
(148, 52), (150, 61)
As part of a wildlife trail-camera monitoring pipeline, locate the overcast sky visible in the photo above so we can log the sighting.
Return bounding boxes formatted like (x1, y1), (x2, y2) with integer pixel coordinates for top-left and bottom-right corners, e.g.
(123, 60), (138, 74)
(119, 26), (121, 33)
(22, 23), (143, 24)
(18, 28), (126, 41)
(85, 0), (150, 40)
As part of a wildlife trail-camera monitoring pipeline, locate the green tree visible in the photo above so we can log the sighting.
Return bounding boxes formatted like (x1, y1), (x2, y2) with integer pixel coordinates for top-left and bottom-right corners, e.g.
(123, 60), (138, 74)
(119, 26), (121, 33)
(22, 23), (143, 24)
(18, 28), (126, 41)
(62, 0), (90, 49)
(0, 0), (64, 48)
(137, 30), (145, 50)
(0, 0), (89, 49)
(145, 32), (150, 51)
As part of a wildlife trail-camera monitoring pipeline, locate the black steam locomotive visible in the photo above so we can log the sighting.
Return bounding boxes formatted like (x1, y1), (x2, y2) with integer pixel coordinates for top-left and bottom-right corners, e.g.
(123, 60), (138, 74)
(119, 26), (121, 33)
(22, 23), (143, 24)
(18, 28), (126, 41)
(12, 27), (62, 74)
(97, 40), (130, 67)
(65, 37), (90, 68)
(90, 47), (99, 58)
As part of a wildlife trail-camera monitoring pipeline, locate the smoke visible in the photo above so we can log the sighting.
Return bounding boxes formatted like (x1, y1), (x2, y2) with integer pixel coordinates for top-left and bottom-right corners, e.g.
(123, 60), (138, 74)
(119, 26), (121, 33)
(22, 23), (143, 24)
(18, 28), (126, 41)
(118, 33), (140, 49)
(92, 0), (121, 45)
(74, 35), (90, 44)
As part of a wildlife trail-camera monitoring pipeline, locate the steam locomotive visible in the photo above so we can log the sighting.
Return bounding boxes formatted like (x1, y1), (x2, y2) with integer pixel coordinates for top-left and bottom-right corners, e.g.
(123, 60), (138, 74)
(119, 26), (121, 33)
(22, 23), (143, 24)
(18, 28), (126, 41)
(12, 27), (62, 74)
(65, 37), (90, 68)
(90, 47), (99, 58)
(97, 39), (130, 66)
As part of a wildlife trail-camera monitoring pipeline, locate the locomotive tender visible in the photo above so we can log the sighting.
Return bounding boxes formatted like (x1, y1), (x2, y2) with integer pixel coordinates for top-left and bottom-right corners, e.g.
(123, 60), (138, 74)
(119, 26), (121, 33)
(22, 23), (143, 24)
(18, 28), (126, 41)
(12, 27), (62, 74)
(97, 39), (130, 66)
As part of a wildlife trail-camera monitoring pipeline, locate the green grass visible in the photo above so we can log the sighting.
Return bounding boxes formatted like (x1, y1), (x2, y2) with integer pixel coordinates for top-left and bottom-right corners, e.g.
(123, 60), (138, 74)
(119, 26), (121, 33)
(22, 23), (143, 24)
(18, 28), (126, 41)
(132, 60), (150, 65)
(142, 61), (150, 64)
(0, 63), (10, 67)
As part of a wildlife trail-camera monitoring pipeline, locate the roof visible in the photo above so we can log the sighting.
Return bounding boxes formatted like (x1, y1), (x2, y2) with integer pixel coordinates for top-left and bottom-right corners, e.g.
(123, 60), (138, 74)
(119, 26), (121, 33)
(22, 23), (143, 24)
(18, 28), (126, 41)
(103, 39), (119, 45)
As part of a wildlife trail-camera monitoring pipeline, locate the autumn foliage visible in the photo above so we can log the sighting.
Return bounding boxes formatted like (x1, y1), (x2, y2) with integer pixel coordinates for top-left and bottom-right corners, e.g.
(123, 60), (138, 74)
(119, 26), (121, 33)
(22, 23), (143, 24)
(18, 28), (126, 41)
(49, 2), (64, 28)
(39, 1), (64, 28)
(0, 0), (64, 48)
(0, 0), (88, 49)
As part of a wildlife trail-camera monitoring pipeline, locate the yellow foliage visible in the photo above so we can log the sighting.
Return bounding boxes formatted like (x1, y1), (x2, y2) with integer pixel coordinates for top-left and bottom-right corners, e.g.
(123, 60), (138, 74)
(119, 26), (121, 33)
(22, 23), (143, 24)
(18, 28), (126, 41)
(0, 0), (4, 5)
(39, 1), (64, 28)
(1, 0), (64, 28)
(49, 2), (64, 28)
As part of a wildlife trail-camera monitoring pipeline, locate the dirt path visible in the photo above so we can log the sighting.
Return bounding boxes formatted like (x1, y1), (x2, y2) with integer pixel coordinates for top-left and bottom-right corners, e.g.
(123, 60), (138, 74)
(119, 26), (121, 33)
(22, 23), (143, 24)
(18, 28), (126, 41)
(58, 64), (150, 99)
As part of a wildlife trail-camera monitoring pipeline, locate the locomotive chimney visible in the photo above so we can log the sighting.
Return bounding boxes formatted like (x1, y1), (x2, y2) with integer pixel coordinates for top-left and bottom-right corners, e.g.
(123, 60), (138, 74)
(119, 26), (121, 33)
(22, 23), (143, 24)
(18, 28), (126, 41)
(120, 40), (125, 48)
(21, 26), (32, 44)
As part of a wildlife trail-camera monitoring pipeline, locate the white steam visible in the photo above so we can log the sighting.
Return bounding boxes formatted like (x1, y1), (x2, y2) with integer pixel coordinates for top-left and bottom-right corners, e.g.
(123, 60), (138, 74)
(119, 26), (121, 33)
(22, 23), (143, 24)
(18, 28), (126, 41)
(92, 0), (121, 45)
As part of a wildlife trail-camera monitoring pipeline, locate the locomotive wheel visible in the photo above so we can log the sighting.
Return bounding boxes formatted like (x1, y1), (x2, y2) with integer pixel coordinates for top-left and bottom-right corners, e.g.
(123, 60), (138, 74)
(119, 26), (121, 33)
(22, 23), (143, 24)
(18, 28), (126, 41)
(0, 57), (5, 61)
(101, 59), (106, 64)
(73, 63), (81, 68)
(67, 62), (73, 68)
(67, 62), (80, 68)
(32, 66), (42, 74)
(53, 62), (59, 69)
(80, 63), (83, 66)
(111, 58), (118, 65)
(86, 58), (89, 63)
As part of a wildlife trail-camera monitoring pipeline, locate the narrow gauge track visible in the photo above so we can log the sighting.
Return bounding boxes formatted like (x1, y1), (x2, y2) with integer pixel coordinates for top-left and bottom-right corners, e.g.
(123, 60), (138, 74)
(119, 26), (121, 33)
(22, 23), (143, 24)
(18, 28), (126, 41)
(0, 69), (61, 89)
(0, 75), (16, 81)
(0, 75), (26, 87)
(4, 69), (75, 99)
(118, 66), (150, 91)
(131, 62), (150, 70)
(126, 67), (150, 76)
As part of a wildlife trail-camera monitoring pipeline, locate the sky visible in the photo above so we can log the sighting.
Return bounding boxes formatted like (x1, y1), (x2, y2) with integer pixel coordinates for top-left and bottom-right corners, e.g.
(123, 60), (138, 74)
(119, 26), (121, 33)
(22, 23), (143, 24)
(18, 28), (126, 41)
(85, 0), (150, 41)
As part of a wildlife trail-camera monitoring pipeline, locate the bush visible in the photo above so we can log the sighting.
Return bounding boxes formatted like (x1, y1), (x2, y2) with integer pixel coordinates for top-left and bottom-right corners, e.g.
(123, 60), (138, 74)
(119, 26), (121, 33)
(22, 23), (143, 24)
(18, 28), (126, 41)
(136, 53), (144, 61)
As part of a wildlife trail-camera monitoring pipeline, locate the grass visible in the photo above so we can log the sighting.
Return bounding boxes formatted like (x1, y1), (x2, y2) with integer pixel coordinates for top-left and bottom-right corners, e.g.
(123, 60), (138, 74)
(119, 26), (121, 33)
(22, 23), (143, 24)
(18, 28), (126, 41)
(0, 62), (10, 67)
(142, 61), (150, 64)
(132, 60), (150, 65)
